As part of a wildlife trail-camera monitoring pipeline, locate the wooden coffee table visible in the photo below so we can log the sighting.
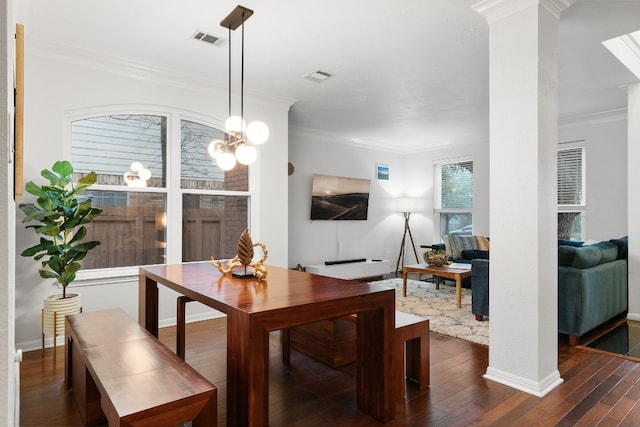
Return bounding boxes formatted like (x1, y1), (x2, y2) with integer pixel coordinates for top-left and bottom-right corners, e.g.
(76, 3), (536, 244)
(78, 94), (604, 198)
(402, 263), (472, 308)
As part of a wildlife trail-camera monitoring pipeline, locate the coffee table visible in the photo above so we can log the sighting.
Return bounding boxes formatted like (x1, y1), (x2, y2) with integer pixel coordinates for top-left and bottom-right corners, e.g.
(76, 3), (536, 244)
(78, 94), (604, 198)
(402, 263), (472, 308)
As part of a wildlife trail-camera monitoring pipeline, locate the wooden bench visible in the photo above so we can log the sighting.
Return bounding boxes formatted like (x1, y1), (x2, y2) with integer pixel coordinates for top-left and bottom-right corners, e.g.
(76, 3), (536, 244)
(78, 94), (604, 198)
(65, 308), (217, 426)
(281, 310), (430, 400)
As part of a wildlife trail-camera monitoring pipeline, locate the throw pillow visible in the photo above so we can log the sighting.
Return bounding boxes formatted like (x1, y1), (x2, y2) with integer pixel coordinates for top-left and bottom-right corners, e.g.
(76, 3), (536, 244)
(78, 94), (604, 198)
(610, 236), (628, 259)
(475, 235), (490, 251)
(461, 249), (489, 260)
(448, 234), (478, 260)
(441, 235), (453, 259)
(558, 238), (583, 247)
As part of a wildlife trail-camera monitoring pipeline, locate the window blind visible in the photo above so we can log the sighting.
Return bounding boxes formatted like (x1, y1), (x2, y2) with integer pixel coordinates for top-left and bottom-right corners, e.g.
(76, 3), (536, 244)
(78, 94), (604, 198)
(558, 147), (584, 205)
(440, 161), (474, 209)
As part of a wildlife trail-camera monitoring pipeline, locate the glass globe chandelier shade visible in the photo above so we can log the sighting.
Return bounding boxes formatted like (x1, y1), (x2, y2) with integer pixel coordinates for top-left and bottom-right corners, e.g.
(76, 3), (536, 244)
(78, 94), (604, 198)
(224, 116), (245, 135)
(246, 121), (269, 145)
(216, 151), (237, 171)
(235, 143), (257, 165)
(207, 140), (226, 159)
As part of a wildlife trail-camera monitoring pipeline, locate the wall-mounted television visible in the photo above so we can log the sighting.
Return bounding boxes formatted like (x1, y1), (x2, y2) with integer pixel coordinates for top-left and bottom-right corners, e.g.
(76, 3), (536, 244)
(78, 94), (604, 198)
(310, 174), (371, 220)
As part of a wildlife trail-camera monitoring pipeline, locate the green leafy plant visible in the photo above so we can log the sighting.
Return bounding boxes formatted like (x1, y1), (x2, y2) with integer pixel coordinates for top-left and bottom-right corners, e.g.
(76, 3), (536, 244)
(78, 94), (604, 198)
(19, 160), (102, 298)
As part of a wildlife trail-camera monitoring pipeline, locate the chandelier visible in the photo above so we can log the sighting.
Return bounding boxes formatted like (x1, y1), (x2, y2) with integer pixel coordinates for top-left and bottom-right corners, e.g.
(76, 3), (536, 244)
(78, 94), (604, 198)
(208, 5), (269, 171)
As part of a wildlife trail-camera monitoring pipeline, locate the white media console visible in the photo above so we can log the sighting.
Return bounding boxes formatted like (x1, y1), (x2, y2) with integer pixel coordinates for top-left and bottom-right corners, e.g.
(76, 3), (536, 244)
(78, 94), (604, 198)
(305, 259), (391, 280)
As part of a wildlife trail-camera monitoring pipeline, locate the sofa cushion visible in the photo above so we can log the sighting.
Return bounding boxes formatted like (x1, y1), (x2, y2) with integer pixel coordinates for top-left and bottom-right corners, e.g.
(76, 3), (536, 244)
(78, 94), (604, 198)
(461, 249), (489, 260)
(610, 236), (628, 259)
(572, 245), (602, 269)
(448, 235), (477, 260)
(592, 241), (618, 264)
(475, 235), (490, 250)
(558, 245), (577, 267)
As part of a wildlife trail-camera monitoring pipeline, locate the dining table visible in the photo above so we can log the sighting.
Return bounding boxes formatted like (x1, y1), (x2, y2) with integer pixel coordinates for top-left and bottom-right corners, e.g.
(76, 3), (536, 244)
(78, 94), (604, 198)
(138, 262), (396, 426)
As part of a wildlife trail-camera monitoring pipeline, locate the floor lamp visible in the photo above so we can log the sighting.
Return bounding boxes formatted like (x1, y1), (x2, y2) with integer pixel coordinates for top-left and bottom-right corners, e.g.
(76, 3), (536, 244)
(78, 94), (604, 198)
(395, 197), (419, 274)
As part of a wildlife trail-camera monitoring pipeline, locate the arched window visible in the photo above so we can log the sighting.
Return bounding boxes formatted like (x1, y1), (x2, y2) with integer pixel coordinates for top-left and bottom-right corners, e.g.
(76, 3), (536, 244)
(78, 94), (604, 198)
(70, 111), (250, 275)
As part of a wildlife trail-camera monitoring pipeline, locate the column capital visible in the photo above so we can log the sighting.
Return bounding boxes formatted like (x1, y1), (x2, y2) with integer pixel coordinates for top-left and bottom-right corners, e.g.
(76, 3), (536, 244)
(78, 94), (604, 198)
(472, 0), (575, 24)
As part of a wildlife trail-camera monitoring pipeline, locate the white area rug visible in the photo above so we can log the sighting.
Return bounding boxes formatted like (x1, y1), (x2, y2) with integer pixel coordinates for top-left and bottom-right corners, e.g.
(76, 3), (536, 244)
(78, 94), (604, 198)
(371, 278), (489, 346)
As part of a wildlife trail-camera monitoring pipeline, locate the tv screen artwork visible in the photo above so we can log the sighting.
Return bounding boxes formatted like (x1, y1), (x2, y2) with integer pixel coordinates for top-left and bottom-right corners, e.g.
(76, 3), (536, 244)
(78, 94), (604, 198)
(310, 174), (370, 220)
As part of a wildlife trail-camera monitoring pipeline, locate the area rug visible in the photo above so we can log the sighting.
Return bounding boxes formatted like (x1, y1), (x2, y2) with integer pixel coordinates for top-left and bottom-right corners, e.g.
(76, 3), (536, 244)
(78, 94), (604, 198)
(370, 278), (489, 346)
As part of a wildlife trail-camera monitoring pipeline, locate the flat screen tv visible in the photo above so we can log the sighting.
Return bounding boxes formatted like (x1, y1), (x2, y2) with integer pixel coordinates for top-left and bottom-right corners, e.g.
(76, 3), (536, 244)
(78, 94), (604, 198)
(310, 174), (370, 220)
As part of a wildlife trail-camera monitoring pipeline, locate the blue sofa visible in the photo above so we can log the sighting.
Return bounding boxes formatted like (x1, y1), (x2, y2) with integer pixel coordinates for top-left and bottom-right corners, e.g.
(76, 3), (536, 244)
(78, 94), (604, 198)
(471, 237), (628, 345)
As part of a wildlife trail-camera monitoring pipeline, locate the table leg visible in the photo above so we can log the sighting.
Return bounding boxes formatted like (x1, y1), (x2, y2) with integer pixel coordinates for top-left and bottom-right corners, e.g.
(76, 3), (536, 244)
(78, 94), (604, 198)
(356, 302), (395, 422)
(227, 309), (269, 426)
(138, 271), (159, 336)
(455, 276), (462, 308)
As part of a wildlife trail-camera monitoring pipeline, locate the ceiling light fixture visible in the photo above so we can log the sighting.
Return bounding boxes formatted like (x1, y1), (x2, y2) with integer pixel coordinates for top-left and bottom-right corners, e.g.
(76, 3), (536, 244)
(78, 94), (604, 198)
(208, 5), (269, 171)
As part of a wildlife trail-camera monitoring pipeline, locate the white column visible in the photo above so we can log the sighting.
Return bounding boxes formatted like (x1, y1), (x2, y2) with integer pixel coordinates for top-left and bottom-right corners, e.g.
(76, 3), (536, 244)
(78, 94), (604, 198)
(628, 83), (640, 319)
(472, 0), (574, 396)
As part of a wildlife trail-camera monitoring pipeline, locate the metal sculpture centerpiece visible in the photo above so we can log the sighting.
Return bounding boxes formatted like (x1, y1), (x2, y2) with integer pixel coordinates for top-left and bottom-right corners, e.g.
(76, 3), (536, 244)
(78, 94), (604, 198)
(211, 229), (268, 281)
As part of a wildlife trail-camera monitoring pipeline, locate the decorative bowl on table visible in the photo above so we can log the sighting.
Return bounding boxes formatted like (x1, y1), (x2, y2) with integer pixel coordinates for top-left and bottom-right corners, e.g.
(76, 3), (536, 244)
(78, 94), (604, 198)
(424, 249), (448, 267)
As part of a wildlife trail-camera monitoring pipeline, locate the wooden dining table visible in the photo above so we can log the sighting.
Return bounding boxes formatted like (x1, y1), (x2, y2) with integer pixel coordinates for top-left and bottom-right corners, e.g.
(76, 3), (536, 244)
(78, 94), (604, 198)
(138, 262), (396, 426)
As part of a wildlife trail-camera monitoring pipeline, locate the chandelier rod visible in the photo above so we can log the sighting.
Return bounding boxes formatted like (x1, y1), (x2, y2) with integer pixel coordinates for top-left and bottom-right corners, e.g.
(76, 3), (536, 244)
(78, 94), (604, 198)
(227, 26), (231, 121)
(240, 11), (245, 135)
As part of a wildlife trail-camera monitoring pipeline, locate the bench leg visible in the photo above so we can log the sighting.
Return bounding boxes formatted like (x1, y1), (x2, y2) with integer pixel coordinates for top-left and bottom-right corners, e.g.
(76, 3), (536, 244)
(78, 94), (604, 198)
(405, 336), (429, 390)
(177, 296), (194, 359)
(71, 344), (105, 425)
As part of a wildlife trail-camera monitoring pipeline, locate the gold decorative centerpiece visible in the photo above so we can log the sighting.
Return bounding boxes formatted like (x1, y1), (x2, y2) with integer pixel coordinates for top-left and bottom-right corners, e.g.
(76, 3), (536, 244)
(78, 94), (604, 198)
(211, 229), (268, 281)
(424, 249), (448, 267)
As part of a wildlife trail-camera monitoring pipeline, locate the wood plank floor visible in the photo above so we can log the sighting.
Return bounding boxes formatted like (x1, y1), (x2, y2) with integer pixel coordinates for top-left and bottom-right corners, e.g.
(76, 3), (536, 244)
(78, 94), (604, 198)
(19, 317), (640, 426)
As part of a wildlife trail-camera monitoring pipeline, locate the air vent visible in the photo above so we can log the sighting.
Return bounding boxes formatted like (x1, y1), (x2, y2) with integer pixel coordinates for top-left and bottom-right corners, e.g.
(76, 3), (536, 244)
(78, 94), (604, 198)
(304, 70), (334, 83)
(192, 31), (226, 47)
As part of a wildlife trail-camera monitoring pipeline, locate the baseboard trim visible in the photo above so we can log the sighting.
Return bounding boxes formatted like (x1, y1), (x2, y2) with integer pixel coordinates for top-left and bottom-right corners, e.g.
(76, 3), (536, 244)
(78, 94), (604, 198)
(17, 311), (226, 352)
(484, 366), (564, 397)
(627, 313), (640, 322)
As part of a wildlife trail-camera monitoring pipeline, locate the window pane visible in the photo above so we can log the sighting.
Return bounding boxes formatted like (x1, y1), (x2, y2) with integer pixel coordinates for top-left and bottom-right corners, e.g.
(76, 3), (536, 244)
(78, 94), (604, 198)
(72, 115), (167, 188)
(80, 190), (167, 269)
(181, 120), (249, 191)
(441, 161), (473, 209)
(558, 212), (583, 241)
(182, 194), (249, 262)
(558, 147), (584, 205)
(440, 213), (473, 236)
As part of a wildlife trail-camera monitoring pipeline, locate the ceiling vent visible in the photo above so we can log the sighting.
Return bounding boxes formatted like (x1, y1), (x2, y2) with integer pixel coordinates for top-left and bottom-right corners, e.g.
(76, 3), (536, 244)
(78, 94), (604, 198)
(192, 31), (226, 47)
(304, 70), (333, 83)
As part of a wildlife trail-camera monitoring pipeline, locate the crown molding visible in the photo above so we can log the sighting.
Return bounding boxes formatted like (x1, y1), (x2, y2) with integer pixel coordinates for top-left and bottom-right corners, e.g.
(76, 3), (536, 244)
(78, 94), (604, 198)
(472, 0), (575, 23)
(559, 108), (628, 128)
(289, 126), (486, 155)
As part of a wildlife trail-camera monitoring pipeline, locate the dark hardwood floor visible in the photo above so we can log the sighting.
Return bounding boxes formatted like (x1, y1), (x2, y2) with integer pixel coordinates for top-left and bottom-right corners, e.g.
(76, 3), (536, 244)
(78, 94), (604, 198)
(20, 317), (640, 426)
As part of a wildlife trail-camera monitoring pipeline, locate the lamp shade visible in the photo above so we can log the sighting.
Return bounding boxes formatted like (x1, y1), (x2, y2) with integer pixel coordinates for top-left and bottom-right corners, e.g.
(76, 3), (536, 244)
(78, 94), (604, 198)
(396, 197), (418, 213)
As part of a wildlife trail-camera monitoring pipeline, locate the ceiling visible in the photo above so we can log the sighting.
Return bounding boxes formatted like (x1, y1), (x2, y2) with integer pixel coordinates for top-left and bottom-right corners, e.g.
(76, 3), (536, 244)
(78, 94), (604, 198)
(20, 0), (640, 153)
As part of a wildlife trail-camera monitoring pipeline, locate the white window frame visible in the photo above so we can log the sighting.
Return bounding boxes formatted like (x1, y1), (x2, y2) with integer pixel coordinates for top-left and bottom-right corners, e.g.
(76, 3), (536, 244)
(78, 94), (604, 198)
(63, 105), (255, 286)
(433, 156), (474, 238)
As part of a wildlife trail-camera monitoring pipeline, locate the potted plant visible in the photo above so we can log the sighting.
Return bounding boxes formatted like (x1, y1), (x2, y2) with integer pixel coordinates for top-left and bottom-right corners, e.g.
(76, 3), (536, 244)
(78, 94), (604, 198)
(18, 160), (102, 350)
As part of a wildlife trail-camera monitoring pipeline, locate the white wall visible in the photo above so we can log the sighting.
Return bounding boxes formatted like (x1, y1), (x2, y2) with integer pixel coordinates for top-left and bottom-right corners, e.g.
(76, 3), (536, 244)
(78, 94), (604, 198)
(288, 129), (490, 269)
(15, 46), (291, 350)
(559, 111), (628, 241)
(288, 131), (406, 268)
